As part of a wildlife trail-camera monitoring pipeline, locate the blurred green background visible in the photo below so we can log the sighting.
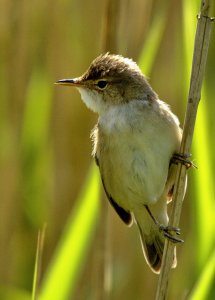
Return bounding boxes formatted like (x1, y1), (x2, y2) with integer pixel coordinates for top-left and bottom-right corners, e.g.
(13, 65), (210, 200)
(0, 0), (214, 299)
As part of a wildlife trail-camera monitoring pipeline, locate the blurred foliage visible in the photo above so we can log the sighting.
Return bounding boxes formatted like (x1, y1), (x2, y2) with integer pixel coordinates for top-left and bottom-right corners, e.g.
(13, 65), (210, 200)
(40, 164), (100, 300)
(189, 249), (215, 300)
(0, 0), (214, 299)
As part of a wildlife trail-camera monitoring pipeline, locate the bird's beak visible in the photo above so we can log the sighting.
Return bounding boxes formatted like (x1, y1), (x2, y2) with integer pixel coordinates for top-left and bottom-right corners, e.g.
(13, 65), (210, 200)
(55, 78), (82, 87)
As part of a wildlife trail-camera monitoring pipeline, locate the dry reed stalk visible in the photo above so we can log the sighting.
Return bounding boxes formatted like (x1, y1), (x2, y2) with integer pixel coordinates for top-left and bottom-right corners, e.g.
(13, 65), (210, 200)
(156, 1), (214, 299)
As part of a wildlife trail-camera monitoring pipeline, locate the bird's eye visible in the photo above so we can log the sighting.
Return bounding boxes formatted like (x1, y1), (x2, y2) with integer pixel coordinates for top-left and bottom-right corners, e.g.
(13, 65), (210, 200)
(96, 80), (108, 89)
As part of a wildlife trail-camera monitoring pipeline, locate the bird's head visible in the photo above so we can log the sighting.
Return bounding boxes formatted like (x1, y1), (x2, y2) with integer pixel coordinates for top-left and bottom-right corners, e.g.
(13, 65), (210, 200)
(56, 53), (157, 114)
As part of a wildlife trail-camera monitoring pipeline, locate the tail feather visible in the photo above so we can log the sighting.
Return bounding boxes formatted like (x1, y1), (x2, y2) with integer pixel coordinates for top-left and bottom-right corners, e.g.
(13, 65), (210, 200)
(144, 236), (163, 272)
(135, 207), (177, 274)
(137, 223), (163, 273)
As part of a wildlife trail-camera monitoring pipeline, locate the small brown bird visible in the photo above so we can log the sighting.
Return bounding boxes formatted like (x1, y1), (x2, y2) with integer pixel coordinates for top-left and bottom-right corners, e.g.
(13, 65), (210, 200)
(56, 53), (186, 273)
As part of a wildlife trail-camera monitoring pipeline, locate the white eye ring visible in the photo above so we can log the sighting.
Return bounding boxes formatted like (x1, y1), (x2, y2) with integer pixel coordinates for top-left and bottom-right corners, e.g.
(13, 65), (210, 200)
(96, 80), (108, 89)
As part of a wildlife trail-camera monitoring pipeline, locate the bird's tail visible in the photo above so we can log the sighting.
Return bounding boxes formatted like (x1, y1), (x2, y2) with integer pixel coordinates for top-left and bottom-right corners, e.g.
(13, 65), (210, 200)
(135, 205), (177, 274)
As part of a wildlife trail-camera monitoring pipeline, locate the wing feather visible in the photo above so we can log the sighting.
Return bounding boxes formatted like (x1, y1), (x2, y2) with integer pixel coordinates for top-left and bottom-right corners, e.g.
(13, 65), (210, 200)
(95, 156), (132, 225)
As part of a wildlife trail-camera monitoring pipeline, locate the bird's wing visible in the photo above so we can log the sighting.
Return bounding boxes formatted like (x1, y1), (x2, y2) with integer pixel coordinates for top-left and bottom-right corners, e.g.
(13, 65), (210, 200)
(95, 156), (132, 226)
(102, 177), (133, 225)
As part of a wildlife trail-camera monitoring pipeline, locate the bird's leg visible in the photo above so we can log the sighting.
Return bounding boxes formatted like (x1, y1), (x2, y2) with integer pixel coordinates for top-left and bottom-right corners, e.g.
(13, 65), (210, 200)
(144, 205), (184, 243)
(171, 153), (197, 169)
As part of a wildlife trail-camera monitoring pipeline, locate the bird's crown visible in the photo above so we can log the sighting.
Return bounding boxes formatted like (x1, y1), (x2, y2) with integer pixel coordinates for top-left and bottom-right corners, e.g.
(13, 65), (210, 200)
(81, 53), (143, 82)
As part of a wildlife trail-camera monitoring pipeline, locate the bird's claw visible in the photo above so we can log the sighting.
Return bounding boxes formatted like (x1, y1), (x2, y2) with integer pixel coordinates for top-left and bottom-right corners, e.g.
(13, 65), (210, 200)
(171, 153), (197, 169)
(159, 225), (184, 243)
(144, 205), (184, 243)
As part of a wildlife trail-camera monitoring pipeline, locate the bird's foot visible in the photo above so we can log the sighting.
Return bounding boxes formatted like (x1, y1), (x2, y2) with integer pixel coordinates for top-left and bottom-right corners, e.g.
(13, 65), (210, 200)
(159, 225), (184, 243)
(144, 205), (184, 243)
(171, 153), (197, 169)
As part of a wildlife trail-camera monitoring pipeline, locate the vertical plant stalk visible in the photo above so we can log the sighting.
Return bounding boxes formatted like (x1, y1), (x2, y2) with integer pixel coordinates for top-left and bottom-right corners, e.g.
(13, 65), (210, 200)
(94, 195), (112, 300)
(102, 0), (120, 53)
(156, 1), (214, 299)
(32, 225), (46, 300)
(95, 1), (121, 299)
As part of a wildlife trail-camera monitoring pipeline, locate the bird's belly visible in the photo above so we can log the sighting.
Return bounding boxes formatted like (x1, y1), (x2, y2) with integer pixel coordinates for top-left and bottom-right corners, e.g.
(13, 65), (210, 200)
(99, 138), (169, 210)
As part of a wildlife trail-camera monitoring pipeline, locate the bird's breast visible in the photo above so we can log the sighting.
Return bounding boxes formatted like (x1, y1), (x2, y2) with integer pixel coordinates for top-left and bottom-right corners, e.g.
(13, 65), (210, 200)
(94, 101), (180, 210)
